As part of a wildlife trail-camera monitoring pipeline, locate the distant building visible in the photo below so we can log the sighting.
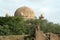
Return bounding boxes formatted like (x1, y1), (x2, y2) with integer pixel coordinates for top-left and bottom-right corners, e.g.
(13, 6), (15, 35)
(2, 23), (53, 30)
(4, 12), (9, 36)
(39, 14), (44, 20)
(14, 6), (36, 19)
(5, 13), (9, 17)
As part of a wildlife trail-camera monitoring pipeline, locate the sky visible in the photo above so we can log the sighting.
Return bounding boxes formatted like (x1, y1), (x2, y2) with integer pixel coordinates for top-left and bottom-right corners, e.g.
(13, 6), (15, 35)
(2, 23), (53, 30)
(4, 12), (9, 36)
(0, 0), (60, 24)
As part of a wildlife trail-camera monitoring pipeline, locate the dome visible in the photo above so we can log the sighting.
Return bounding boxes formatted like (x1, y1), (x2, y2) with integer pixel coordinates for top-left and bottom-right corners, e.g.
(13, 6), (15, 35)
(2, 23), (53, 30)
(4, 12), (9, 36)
(14, 6), (35, 19)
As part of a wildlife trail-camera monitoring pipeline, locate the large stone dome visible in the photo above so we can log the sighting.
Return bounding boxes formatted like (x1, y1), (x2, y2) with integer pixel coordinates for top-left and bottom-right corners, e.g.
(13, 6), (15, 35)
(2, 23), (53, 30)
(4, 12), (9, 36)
(14, 6), (35, 19)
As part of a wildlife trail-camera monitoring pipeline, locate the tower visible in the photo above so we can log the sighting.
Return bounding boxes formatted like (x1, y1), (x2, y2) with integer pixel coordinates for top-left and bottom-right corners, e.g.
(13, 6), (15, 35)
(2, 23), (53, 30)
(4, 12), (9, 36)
(5, 13), (9, 17)
(39, 14), (44, 20)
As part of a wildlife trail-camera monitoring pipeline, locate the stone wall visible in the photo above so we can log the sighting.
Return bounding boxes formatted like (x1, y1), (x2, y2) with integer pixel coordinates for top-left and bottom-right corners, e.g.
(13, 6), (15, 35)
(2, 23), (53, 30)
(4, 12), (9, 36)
(0, 35), (28, 40)
(50, 33), (59, 40)
(0, 33), (59, 40)
(35, 25), (59, 40)
(0, 25), (59, 40)
(35, 31), (46, 40)
(35, 31), (59, 40)
(58, 34), (60, 40)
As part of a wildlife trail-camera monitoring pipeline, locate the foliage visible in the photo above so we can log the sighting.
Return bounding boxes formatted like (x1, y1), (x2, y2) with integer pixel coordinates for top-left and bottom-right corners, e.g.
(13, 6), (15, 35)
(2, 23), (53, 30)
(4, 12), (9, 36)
(0, 16), (60, 36)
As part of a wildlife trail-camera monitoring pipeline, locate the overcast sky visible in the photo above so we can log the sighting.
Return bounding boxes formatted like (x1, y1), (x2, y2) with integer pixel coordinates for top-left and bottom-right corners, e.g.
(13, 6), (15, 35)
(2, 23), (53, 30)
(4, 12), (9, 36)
(0, 0), (60, 24)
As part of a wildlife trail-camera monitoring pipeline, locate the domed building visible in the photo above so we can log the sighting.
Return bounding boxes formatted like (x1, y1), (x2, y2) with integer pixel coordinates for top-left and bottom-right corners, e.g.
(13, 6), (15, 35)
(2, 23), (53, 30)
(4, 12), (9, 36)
(14, 6), (36, 19)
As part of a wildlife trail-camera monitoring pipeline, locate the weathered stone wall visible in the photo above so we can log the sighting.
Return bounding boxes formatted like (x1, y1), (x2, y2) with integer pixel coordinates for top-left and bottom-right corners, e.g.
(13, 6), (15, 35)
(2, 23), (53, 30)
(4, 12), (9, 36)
(35, 25), (59, 40)
(0, 33), (59, 40)
(46, 33), (59, 40)
(0, 25), (59, 40)
(58, 35), (60, 40)
(50, 33), (59, 40)
(0, 35), (25, 40)
(35, 32), (59, 40)
(35, 31), (46, 40)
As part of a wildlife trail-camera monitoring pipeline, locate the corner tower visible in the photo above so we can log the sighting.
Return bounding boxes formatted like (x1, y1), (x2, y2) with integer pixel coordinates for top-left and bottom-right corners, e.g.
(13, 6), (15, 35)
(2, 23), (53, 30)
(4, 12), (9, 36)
(5, 13), (9, 17)
(39, 14), (44, 20)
